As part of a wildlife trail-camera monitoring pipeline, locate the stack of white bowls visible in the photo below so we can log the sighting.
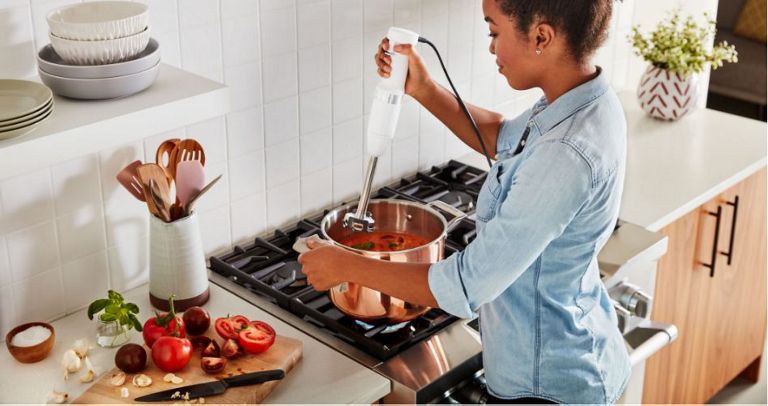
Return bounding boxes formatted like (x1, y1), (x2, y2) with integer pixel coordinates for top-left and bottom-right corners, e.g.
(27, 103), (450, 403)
(38, 1), (160, 100)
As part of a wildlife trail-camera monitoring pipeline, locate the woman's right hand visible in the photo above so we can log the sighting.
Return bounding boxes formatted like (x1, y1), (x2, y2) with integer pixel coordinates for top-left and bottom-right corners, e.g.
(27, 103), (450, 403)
(375, 38), (433, 98)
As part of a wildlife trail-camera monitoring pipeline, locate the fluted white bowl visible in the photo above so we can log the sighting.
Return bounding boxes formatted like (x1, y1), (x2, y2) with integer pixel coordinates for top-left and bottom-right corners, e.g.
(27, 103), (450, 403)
(47, 1), (148, 41)
(49, 27), (150, 65)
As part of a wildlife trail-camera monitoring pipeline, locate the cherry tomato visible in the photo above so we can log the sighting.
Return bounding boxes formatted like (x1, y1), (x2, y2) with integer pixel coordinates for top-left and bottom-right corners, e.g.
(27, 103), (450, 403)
(214, 315), (249, 340)
(182, 306), (211, 336)
(237, 321), (276, 354)
(143, 296), (186, 348)
(151, 336), (192, 372)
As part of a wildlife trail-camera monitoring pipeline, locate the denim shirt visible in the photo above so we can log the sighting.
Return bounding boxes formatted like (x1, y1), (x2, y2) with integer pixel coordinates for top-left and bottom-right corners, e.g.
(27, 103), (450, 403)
(428, 69), (631, 403)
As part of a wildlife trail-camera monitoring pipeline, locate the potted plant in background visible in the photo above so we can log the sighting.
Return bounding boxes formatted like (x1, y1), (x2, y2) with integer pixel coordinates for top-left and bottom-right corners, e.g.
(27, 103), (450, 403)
(88, 290), (143, 347)
(631, 11), (738, 120)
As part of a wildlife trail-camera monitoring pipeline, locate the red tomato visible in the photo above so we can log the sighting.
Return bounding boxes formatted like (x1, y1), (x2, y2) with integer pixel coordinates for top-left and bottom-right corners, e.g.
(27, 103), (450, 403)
(237, 321), (276, 354)
(214, 315), (249, 340)
(143, 296), (186, 348)
(151, 336), (192, 372)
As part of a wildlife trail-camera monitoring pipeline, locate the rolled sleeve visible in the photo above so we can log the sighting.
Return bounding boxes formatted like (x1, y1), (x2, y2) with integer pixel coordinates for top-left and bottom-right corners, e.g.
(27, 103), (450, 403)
(430, 140), (595, 316)
(428, 251), (477, 319)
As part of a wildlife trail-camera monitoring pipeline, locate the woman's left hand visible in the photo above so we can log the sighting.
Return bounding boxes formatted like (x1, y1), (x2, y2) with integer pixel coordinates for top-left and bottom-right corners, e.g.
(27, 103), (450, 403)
(298, 240), (355, 291)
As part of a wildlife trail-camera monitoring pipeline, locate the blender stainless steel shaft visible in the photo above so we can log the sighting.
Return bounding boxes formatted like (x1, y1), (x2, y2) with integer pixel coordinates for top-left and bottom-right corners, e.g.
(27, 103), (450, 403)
(342, 27), (419, 232)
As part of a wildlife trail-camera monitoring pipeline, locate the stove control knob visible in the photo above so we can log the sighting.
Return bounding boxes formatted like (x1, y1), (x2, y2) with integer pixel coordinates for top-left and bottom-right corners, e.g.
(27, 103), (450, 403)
(609, 282), (653, 319)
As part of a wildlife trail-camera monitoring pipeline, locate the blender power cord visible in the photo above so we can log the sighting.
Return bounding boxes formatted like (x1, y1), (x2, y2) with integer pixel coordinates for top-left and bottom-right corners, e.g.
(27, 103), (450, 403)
(418, 36), (493, 168)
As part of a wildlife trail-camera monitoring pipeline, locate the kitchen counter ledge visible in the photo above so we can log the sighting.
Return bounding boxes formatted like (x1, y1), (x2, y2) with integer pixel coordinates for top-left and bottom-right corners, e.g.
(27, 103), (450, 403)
(0, 283), (390, 404)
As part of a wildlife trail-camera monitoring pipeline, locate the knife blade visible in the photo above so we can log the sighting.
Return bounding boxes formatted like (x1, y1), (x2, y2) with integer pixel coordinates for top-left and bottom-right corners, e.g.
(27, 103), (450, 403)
(134, 369), (285, 402)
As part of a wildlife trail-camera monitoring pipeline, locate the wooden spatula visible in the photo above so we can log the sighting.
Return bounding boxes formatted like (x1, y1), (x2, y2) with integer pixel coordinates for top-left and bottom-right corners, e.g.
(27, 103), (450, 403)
(136, 163), (172, 222)
(116, 160), (145, 202)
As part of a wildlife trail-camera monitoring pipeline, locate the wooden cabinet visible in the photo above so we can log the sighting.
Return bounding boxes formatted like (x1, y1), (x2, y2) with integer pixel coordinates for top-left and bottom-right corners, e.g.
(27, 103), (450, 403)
(643, 168), (767, 404)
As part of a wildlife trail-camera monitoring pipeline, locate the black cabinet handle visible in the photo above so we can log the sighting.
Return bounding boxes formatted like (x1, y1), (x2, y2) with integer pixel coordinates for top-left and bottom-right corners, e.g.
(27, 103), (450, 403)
(719, 195), (739, 266)
(702, 206), (722, 277)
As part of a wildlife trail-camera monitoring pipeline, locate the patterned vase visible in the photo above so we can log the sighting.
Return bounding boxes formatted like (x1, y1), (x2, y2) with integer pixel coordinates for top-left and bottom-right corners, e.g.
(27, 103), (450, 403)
(637, 64), (699, 121)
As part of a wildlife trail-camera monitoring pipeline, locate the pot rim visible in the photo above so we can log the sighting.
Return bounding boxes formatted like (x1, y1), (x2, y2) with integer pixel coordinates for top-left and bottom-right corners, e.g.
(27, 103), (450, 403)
(320, 198), (449, 255)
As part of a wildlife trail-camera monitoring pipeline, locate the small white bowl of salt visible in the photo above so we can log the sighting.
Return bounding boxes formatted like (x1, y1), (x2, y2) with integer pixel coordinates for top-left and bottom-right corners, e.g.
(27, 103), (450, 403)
(6, 322), (56, 363)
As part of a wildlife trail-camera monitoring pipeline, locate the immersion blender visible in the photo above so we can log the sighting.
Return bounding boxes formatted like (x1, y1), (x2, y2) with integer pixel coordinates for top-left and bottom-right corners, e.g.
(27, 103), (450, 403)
(343, 27), (420, 232)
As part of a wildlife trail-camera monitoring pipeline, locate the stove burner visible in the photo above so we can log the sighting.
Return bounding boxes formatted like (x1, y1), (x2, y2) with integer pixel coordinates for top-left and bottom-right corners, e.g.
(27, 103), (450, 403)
(438, 190), (475, 212)
(355, 319), (410, 335)
(269, 261), (307, 289)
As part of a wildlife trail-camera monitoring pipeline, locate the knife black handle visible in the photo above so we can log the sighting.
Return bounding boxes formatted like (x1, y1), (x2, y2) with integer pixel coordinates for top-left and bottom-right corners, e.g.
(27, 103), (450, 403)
(223, 369), (285, 388)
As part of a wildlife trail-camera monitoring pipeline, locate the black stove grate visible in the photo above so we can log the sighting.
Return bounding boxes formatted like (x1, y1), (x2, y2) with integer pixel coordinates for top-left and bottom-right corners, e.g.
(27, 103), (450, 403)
(209, 160), (486, 360)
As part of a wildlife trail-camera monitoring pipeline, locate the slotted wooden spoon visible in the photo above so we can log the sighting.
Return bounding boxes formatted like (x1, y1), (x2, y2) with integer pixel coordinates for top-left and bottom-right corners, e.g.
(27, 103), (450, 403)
(116, 160), (145, 202)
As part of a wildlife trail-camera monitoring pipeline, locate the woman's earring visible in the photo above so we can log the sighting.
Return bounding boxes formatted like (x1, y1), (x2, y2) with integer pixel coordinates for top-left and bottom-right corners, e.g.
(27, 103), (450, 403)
(535, 47), (542, 55)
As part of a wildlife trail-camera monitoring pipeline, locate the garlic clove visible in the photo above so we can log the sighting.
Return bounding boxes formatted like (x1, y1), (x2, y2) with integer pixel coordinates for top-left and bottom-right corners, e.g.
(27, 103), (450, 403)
(171, 376), (184, 384)
(80, 369), (95, 383)
(109, 372), (126, 386)
(61, 349), (82, 374)
(47, 390), (69, 404)
(132, 374), (153, 387)
(120, 387), (130, 398)
(163, 373), (175, 383)
(72, 338), (91, 359)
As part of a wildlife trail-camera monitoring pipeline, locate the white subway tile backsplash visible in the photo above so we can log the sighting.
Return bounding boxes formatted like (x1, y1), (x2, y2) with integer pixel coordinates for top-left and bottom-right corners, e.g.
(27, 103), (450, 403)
(418, 108), (445, 170)
(260, 5), (297, 57)
(0, 6), (35, 78)
(0, 284), (16, 339)
(221, 0), (259, 20)
(300, 167), (333, 215)
(261, 0), (295, 11)
(332, 36), (363, 83)
(61, 251), (109, 313)
(229, 149), (266, 200)
(0, 237), (10, 287)
(332, 77), (362, 124)
(267, 179), (300, 229)
(104, 200), (149, 248)
(231, 193), (266, 243)
(141, 0), (179, 33)
(180, 23), (224, 81)
(51, 155), (102, 216)
(394, 0), (421, 27)
(263, 51), (299, 103)
(227, 106), (264, 159)
(0, 168), (53, 233)
(12, 267), (65, 323)
(187, 116), (228, 164)
(222, 14), (262, 67)
(331, 0), (362, 41)
(264, 96), (299, 146)
(56, 206), (106, 263)
(224, 60), (263, 113)
(298, 0), (330, 49)
(300, 128), (333, 175)
(152, 30), (182, 68)
(178, 0), (220, 28)
(7, 221), (58, 283)
(333, 117), (363, 164)
(298, 43), (331, 92)
(192, 161), (229, 213)
(197, 206), (231, 255)
(396, 98), (420, 140)
(332, 156), (362, 204)
(266, 138), (300, 189)
(391, 136), (419, 179)
(300, 86), (332, 135)
(363, 0), (393, 34)
(108, 236), (148, 292)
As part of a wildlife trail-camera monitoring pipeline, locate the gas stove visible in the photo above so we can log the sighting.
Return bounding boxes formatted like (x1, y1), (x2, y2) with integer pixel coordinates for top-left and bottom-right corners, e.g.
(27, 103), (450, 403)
(209, 159), (676, 403)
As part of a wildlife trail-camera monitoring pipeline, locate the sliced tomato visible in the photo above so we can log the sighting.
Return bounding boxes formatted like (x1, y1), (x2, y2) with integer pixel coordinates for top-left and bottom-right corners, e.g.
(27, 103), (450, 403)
(214, 315), (250, 340)
(237, 321), (276, 354)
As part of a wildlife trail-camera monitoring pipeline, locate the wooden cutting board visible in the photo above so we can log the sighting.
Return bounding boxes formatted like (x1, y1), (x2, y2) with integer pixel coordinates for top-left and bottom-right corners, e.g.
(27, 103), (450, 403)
(75, 334), (302, 404)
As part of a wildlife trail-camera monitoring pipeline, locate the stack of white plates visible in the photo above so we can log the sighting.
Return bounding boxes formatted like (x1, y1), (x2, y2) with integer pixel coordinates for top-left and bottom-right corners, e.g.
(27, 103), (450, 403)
(39, 1), (160, 100)
(0, 80), (53, 140)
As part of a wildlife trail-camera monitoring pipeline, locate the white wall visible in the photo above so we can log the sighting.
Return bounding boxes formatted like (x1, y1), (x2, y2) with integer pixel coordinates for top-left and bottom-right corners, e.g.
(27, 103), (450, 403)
(0, 0), (717, 336)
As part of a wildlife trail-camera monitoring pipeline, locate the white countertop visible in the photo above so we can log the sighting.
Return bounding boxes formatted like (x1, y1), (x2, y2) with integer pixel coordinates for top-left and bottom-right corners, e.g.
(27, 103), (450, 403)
(470, 91), (767, 232)
(0, 283), (390, 404)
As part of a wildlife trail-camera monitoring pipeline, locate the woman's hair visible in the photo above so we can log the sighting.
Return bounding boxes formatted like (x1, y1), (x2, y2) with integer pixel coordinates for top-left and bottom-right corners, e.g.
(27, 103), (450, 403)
(496, 0), (614, 63)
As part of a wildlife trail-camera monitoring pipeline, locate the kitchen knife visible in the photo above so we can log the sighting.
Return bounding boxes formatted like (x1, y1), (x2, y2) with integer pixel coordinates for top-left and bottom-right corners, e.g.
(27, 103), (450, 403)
(134, 369), (285, 402)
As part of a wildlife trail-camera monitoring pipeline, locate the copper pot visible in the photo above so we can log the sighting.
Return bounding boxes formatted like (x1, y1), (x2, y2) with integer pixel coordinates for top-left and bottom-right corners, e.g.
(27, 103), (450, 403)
(320, 199), (466, 323)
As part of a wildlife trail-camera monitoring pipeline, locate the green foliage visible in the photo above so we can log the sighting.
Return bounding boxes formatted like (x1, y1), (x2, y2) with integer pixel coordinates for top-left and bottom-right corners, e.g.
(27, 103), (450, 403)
(630, 11), (738, 77)
(87, 290), (143, 332)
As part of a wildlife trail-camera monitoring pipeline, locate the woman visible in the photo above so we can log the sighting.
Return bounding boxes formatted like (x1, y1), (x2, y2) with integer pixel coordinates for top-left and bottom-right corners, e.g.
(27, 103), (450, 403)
(298, 0), (630, 403)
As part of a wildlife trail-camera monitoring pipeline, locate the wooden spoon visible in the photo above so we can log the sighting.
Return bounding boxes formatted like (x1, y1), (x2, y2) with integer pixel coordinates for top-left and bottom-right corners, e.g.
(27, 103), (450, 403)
(136, 163), (172, 222)
(115, 160), (145, 202)
(155, 138), (180, 183)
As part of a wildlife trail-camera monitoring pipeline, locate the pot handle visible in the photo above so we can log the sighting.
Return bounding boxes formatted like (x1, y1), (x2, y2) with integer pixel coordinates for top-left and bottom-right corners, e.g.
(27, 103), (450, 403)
(427, 200), (467, 232)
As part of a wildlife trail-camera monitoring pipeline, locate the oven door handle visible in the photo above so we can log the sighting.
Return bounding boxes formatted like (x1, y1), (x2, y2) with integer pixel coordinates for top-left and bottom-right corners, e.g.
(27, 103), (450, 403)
(624, 321), (678, 367)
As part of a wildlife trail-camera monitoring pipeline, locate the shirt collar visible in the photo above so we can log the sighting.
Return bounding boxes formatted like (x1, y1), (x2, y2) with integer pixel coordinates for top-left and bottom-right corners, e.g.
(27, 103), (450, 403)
(530, 66), (609, 134)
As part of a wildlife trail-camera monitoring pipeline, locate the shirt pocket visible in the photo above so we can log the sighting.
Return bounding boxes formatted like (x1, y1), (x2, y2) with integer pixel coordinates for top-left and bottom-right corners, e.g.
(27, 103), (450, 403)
(475, 161), (504, 223)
